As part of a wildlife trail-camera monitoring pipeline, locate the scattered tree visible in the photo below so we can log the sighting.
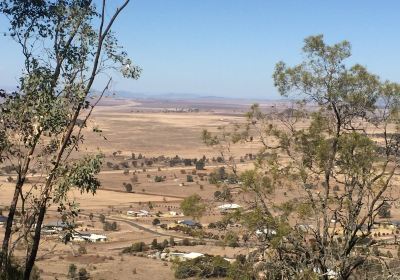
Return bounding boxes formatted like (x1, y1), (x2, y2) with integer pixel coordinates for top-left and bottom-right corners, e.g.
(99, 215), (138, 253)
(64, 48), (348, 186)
(180, 194), (206, 220)
(203, 35), (400, 279)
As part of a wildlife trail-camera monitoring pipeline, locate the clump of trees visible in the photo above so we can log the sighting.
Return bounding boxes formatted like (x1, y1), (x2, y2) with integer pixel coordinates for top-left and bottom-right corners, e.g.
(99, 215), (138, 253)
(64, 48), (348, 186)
(68, 264), (89, 280)
(203, 35), (400, 279)
(122, 242), (148, 254)
(173, 255), (254, 279)
(103, 221), (118, 231)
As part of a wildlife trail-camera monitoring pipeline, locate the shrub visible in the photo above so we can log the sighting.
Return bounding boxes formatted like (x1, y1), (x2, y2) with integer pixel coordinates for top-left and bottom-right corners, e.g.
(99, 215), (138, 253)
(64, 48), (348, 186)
(68, 264), (77, 279)
(151, 239), (159, 250)
(122, 242), (148, 254)
(124, 183), (133, 192)
(152, 218), (161, 226)
(182, 238), (190, 246)
(186, 175), (194, 182)
(228, 255), (255, 280)
(162, 239), (169, 248)
(378, 202), (391, 218)
(78, 268), (90, 280)
(154, 176), (164, 182)
(224, 231), (239, 248)
(131, 175), (139, 183)
(195, 160), (205, 170)
(103, 221), (118, 231)
(208, 223), (216, 229)
(99, 214), (106, 223)
(173, 255), (230, 279)
(78, 245), (87, 255)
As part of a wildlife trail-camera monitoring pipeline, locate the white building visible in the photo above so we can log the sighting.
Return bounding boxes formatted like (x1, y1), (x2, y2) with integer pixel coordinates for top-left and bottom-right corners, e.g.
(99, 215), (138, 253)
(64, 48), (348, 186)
(127, 210), (150, 217)
(70, 233), (107, 242)
(217, 204), (242, 212)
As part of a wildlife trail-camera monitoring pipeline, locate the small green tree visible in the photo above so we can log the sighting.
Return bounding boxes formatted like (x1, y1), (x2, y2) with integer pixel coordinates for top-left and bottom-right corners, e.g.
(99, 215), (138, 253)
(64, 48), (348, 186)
(99, 214), (106, 224)
(195, 160), (205, 170)
(78, 268), (90, 280)
(154, 176), (163, 182)
(67, 264), (77, 279)
(203, 35), (400, 279)
(180, 194), (206, 220)
(224, 231), (239, 248)
(186, 175), (194, 182)
(151, 239), (159, 250)
(124, 183), (133, 192)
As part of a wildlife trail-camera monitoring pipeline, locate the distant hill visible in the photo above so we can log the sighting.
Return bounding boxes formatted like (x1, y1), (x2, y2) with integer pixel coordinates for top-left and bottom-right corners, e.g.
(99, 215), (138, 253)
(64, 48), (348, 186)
(111, 90), (290, 103)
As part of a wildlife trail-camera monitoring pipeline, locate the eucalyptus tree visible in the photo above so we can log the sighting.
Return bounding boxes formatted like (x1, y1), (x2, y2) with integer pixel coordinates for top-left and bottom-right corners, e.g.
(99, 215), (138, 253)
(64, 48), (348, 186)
(203, 35), (400, 279)
(0, 0), (140, 278)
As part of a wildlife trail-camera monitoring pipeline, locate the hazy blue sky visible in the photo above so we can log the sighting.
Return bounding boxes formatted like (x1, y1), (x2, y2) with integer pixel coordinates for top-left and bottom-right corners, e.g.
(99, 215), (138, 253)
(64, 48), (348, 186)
(1, 0), (399, 99)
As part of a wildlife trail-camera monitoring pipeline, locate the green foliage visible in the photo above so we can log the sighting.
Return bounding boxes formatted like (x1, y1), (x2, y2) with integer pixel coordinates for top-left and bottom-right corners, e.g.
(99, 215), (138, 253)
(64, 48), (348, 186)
(151, 239), (159, 250)
(103, 221), (118, 231)
(180, 194), (206, 220)
(182, 238), (190, 246)
(202, 130), (220, 146)
(186, 175), (194, 182)
(78, 268), (90, 280)
(195, 160), (205, 170)
(227, 255), (255, 280)
(78, 245), (87, 255)
(0, 254), (41, 280)
(224, 231), (239, 247)
(68, 264), (77, 279)
(296, 202), (313, 220)
(55, 154), (104, 202)
(124, 183), (133, 192)
(122, 242), (148, 254)
(154, 175), (164, 182)
(208, 167), (227, 184)
(378, 202), (391, 218)
(0, 0), (140, 277)
(173, 255), (230, 279)
(99, 214), (106, 223)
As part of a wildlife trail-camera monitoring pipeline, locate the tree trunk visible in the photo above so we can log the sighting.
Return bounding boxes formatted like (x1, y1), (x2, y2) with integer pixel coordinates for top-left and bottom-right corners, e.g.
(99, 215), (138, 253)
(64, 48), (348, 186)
(0, 180), (22, 269)
(23, 204), (46, 280)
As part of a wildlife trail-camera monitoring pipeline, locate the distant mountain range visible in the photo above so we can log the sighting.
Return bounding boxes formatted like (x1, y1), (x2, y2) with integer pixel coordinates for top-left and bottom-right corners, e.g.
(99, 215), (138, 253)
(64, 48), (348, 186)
(0, 85), (288, 103)
(111, 90), (285, 102)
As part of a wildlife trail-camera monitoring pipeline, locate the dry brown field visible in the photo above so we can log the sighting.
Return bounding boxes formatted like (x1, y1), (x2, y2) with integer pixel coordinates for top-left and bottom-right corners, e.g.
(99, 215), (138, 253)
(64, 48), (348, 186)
(0, 98), (267, 279)
(1, 98), (400, 279)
